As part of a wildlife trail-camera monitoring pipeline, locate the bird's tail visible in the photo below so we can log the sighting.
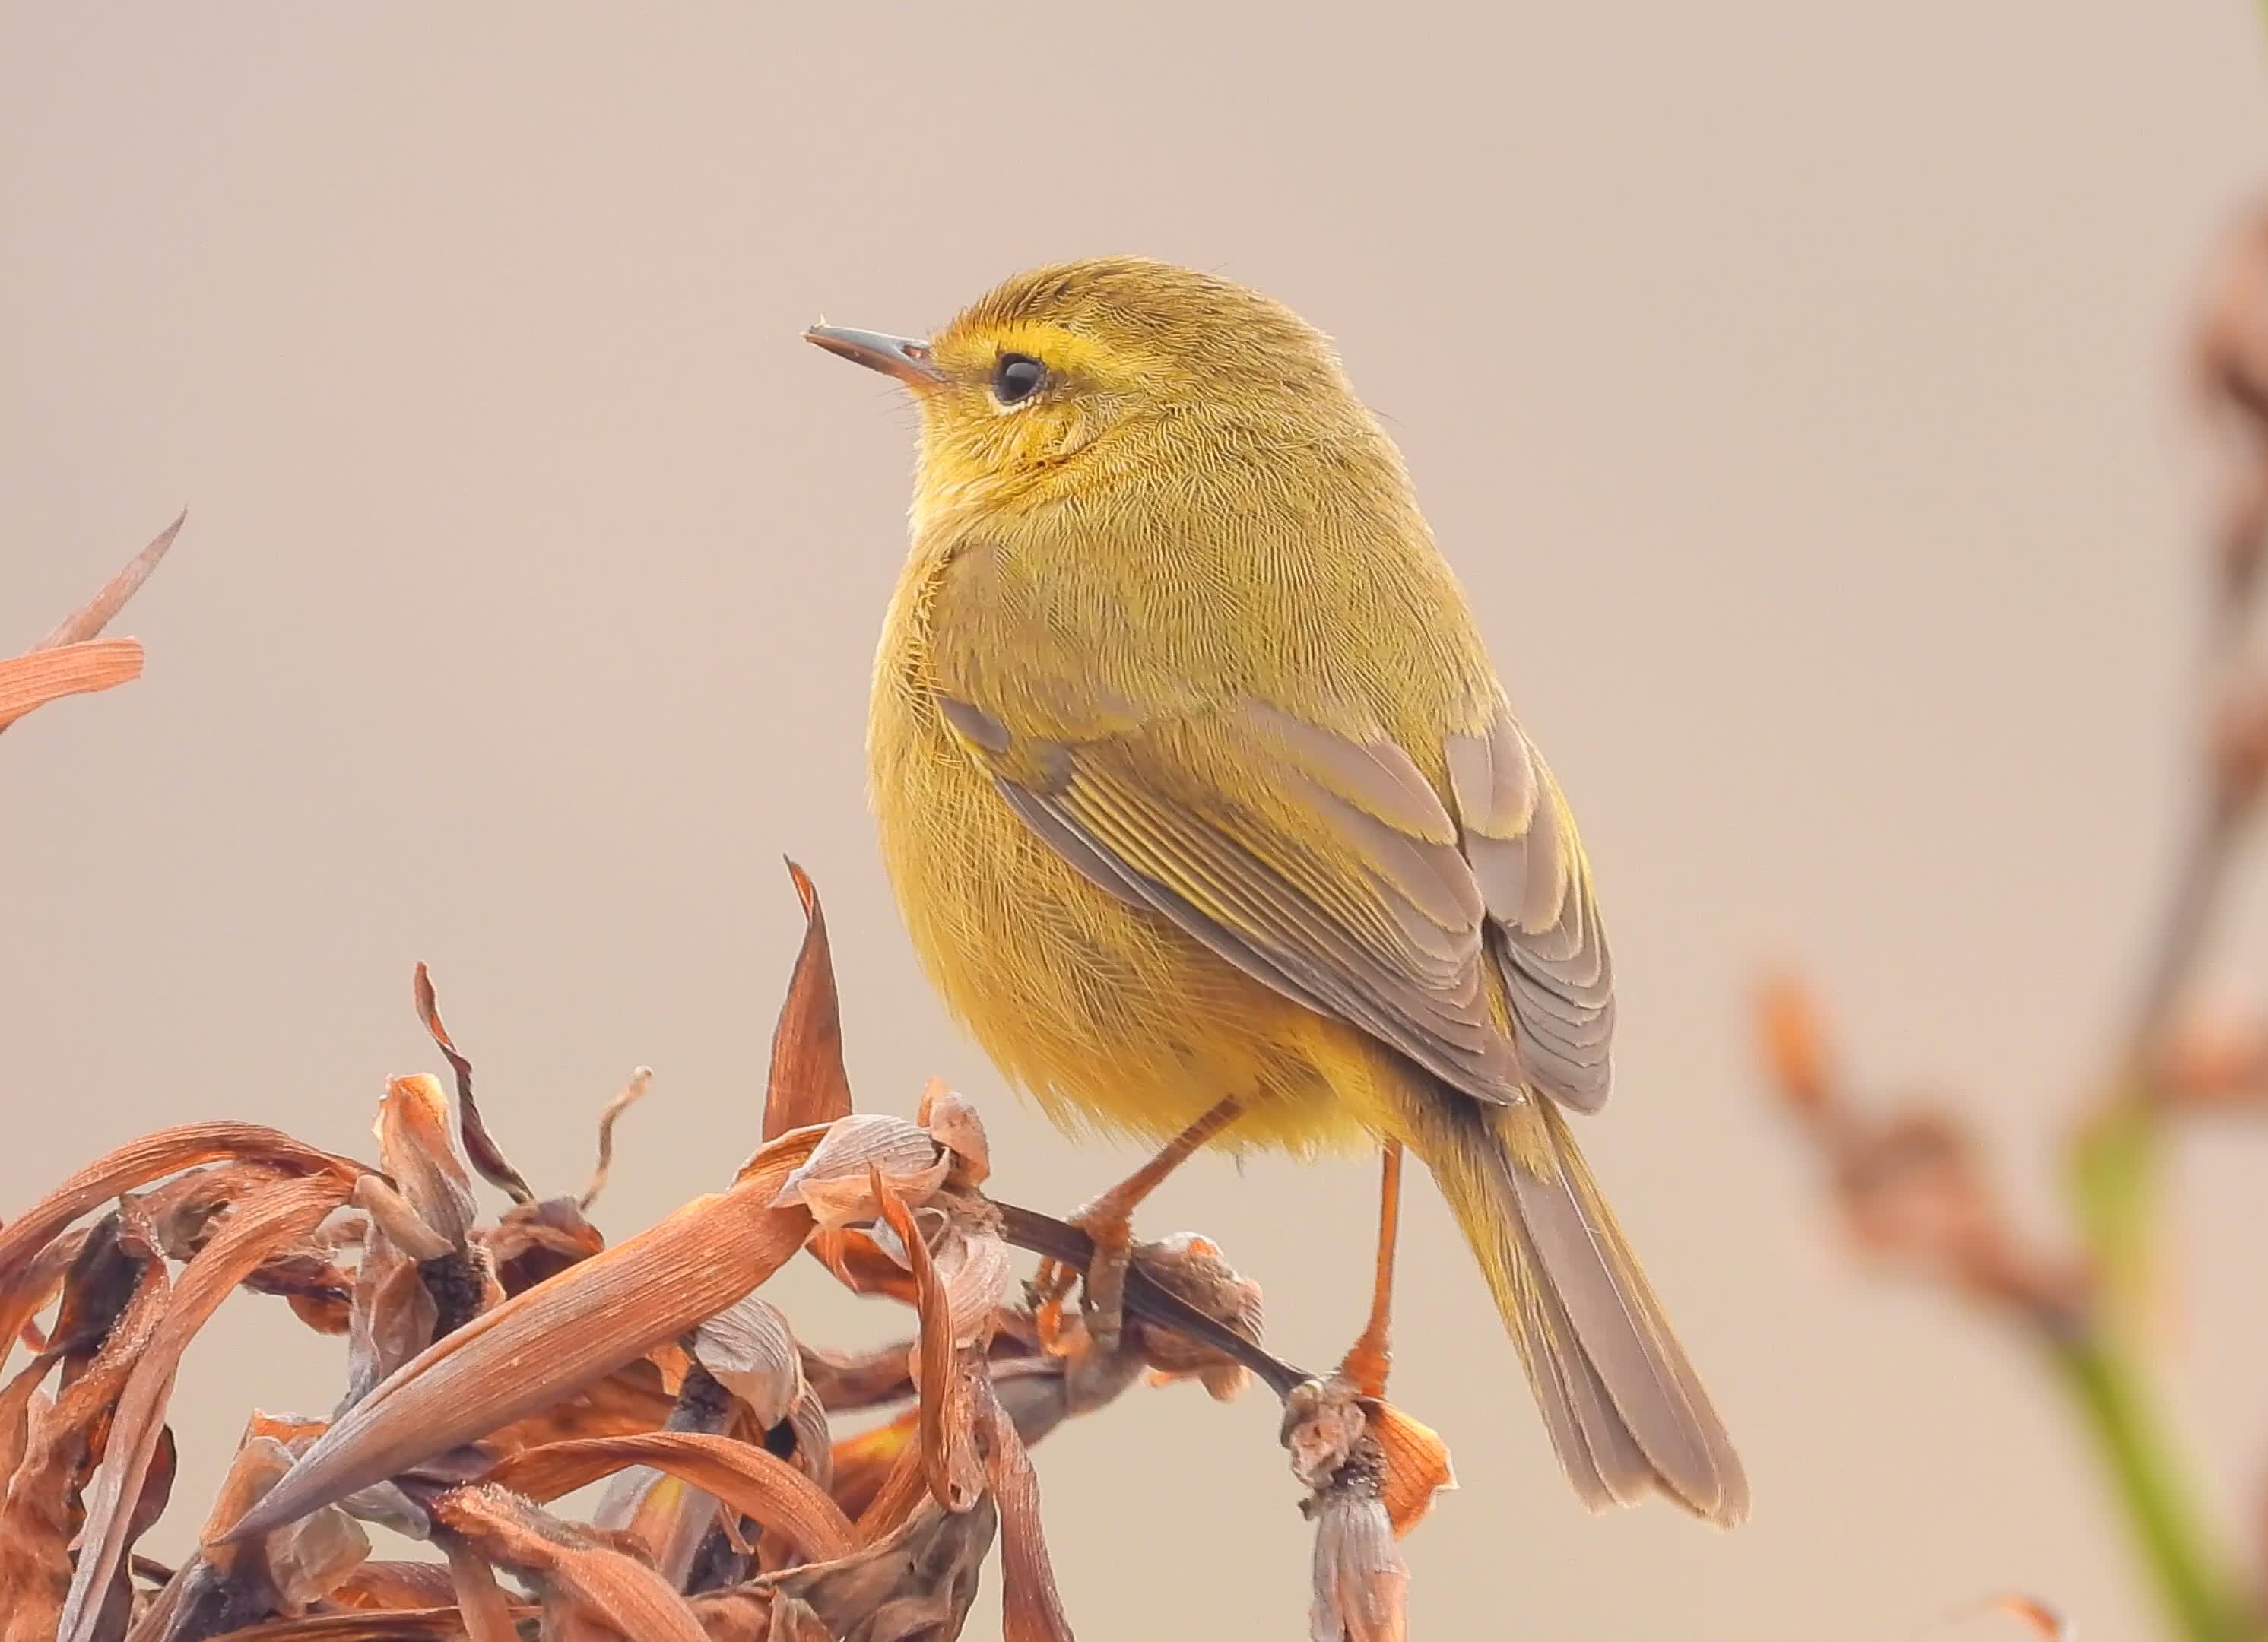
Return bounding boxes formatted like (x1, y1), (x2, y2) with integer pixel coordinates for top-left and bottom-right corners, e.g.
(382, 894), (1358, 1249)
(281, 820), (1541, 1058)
(1410, 1089), (1748, 1526)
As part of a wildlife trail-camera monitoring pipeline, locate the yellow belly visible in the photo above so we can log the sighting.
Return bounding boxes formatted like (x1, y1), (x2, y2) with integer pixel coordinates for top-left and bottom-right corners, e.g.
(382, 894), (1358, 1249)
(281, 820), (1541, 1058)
(869, 677), (1390, 1159)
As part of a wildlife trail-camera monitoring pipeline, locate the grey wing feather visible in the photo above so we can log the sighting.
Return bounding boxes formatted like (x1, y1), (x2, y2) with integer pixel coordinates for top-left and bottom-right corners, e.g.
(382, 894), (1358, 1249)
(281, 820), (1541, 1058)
(1446, 702), (1617, 1112)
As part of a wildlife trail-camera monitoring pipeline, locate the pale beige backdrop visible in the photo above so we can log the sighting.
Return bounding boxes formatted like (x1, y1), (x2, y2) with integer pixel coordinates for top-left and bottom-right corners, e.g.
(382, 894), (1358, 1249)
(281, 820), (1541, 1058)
(7, 5), (2268, 1639)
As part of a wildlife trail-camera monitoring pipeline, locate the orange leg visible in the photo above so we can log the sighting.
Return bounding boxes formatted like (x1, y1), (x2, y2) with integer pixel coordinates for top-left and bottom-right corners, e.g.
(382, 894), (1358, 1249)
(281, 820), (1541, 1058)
(1337, 1143), (1404, 1398)
(1033, 1095), (1243, 1352)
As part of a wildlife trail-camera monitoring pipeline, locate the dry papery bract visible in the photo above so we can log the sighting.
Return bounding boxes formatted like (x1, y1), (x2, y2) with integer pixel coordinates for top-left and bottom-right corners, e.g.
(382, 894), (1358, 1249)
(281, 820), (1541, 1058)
(0, 861), (1454, 1642)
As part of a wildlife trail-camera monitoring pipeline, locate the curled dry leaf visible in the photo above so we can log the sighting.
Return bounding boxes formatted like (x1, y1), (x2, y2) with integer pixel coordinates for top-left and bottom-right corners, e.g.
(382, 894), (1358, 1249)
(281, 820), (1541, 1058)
(348, 1176), (450, 1264)
(693, 1291), (804, 1428)
(323, 1558), (458, 1609)
(1361, 1400), (1455, 1539)
(755, 1497), (997, 1642)
(0, 510), (182, 735)
(763, 862), (855, 1143)
(0, 1219), (170, 1642)
(430, 1484), (709, 1642)
(483, 1431), (858, 1564)
(217, 1126), (826, 1545)
(771, 1116), (948, 1230)
(0, 1124), (363, 1375)
(440, 1536), (520, 1642)
(484, 1196), (605, 1295)
(829, 1408), (920, 1525)
(198, 1609), (534, 1642)
(872, 1171), (982, 1517)
(411, 963), (535, 1207)
(372, 1075), (478, 1251)
(167, 1434), (372, 1637)
(0, 638), (144, 731)
(916, 1079), (990, 1189)
(579, 1066), (654, 1210)
(62, 1172), (355, 1642)
(976, 1381), (1074, 1642)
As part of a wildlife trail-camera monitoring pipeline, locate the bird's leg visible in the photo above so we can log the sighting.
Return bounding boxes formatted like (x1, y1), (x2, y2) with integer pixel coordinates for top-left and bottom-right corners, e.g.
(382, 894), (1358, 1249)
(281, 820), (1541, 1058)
(1337, 1142), (1404, 1398)
(1032, 1095), (1244, 1354)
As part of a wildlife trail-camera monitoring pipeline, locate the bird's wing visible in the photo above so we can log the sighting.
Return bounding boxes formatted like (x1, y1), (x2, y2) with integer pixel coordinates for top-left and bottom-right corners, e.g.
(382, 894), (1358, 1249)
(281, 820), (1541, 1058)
(1445, 701), (1616, 1112)
(933, 689), (1541, 1105)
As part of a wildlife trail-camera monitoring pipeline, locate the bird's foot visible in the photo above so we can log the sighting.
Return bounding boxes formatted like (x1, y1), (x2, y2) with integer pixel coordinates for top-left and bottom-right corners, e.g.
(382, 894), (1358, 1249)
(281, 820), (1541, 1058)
(1028, 1197), (1138, 1356)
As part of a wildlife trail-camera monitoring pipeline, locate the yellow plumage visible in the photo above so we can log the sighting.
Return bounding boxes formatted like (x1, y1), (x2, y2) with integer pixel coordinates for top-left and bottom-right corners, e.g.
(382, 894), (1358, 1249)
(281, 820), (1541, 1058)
(816, 257), (1746, 1525)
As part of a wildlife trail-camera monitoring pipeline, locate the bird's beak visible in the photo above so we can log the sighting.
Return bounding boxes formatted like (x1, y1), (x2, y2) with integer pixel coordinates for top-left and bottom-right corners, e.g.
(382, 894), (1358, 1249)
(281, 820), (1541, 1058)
(802, 324), (946, 388)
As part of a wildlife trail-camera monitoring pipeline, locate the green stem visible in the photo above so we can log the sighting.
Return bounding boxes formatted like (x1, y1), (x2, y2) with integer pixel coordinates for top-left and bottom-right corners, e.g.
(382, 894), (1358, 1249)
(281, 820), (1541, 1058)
(2044, 1327), (2257, 1641)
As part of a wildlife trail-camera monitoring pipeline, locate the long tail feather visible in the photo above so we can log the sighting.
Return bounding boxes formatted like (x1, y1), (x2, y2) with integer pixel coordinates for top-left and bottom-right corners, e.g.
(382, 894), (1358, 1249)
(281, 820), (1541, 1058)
(1413, 1089), (1748, 1526)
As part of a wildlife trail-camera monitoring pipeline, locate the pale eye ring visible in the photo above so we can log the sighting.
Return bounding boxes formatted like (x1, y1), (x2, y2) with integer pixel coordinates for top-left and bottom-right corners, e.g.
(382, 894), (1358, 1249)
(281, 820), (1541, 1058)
(991, 353), (1045, 405)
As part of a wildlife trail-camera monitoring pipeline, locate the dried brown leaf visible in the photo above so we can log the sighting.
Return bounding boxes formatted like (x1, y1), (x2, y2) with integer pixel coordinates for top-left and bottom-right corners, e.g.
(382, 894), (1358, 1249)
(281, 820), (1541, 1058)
(372, 1076), (478, 1251)
(0, 638), (144, 730)
(873, 1171), (979, 1515)
(916, 1080), (990, 1190)
(324, 1560), (457, 1610)
(0, 1124), (362, 1377)
(828, 1408), (918, 1524)
(763, 862), (854, 1141)
(1362, 1400), (1454, 1539)
(0, 1227), (169, 1642)
(773, 1117), (947, 1230)
(484, 1358), (678, 1453)
(760, 1497), (995, 1642)
(441, 1535), (520, 1642)
(484, 1196), (605, 1295)
(61, 1173), (354, 1642)
(432, 1484), (709, 1642)
(851, 1433), (931, 1546)
(217, 1127), (826, 1544)
(347, 1177), (450, 1264)
(482, 1431), (859, 1564)
(36, 512), (187, 649)
(411, 962), (535, 1207)
(205, 1606), (534, 1641)
(693, 1291), (804, 1428)
(580, 1066), (654, 1210)
(977, 1382), (1074, 1642)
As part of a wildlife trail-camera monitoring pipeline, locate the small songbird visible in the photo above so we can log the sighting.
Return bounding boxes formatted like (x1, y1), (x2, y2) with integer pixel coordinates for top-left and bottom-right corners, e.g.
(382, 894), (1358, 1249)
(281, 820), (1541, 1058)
(806, 258), (1746, 1525)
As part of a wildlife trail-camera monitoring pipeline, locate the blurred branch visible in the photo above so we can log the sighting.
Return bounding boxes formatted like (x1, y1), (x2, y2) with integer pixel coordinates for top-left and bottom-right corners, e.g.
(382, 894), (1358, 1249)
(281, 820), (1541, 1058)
(1762, 200), (2268, 1642)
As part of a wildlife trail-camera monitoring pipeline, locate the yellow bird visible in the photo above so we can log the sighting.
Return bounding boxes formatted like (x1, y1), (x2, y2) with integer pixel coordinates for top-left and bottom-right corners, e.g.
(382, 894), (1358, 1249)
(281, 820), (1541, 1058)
(807, 257), (1746, 1526)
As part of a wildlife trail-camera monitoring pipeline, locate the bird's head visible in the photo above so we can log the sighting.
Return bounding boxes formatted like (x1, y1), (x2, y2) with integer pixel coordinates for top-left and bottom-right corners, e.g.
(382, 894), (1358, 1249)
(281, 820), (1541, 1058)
(805, 257), (1362, 520)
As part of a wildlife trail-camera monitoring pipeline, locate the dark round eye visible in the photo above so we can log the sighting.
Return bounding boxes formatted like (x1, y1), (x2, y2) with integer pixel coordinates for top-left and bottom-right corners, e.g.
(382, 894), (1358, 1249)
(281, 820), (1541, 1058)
(991, 352), (1045, 404)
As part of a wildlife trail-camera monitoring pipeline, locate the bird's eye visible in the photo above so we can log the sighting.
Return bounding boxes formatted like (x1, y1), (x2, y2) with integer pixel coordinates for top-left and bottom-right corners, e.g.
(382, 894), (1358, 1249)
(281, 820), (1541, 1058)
(991, 353), (1045, 405)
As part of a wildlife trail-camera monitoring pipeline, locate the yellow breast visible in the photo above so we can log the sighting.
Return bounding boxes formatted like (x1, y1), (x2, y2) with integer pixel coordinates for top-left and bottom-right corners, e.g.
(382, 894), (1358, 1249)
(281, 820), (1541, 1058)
(865, 556), (1386, 1157)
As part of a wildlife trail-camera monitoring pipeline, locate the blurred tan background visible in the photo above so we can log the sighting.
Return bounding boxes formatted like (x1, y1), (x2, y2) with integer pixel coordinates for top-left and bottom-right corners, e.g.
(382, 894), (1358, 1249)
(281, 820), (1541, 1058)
(7, 5), (2268, 1637)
